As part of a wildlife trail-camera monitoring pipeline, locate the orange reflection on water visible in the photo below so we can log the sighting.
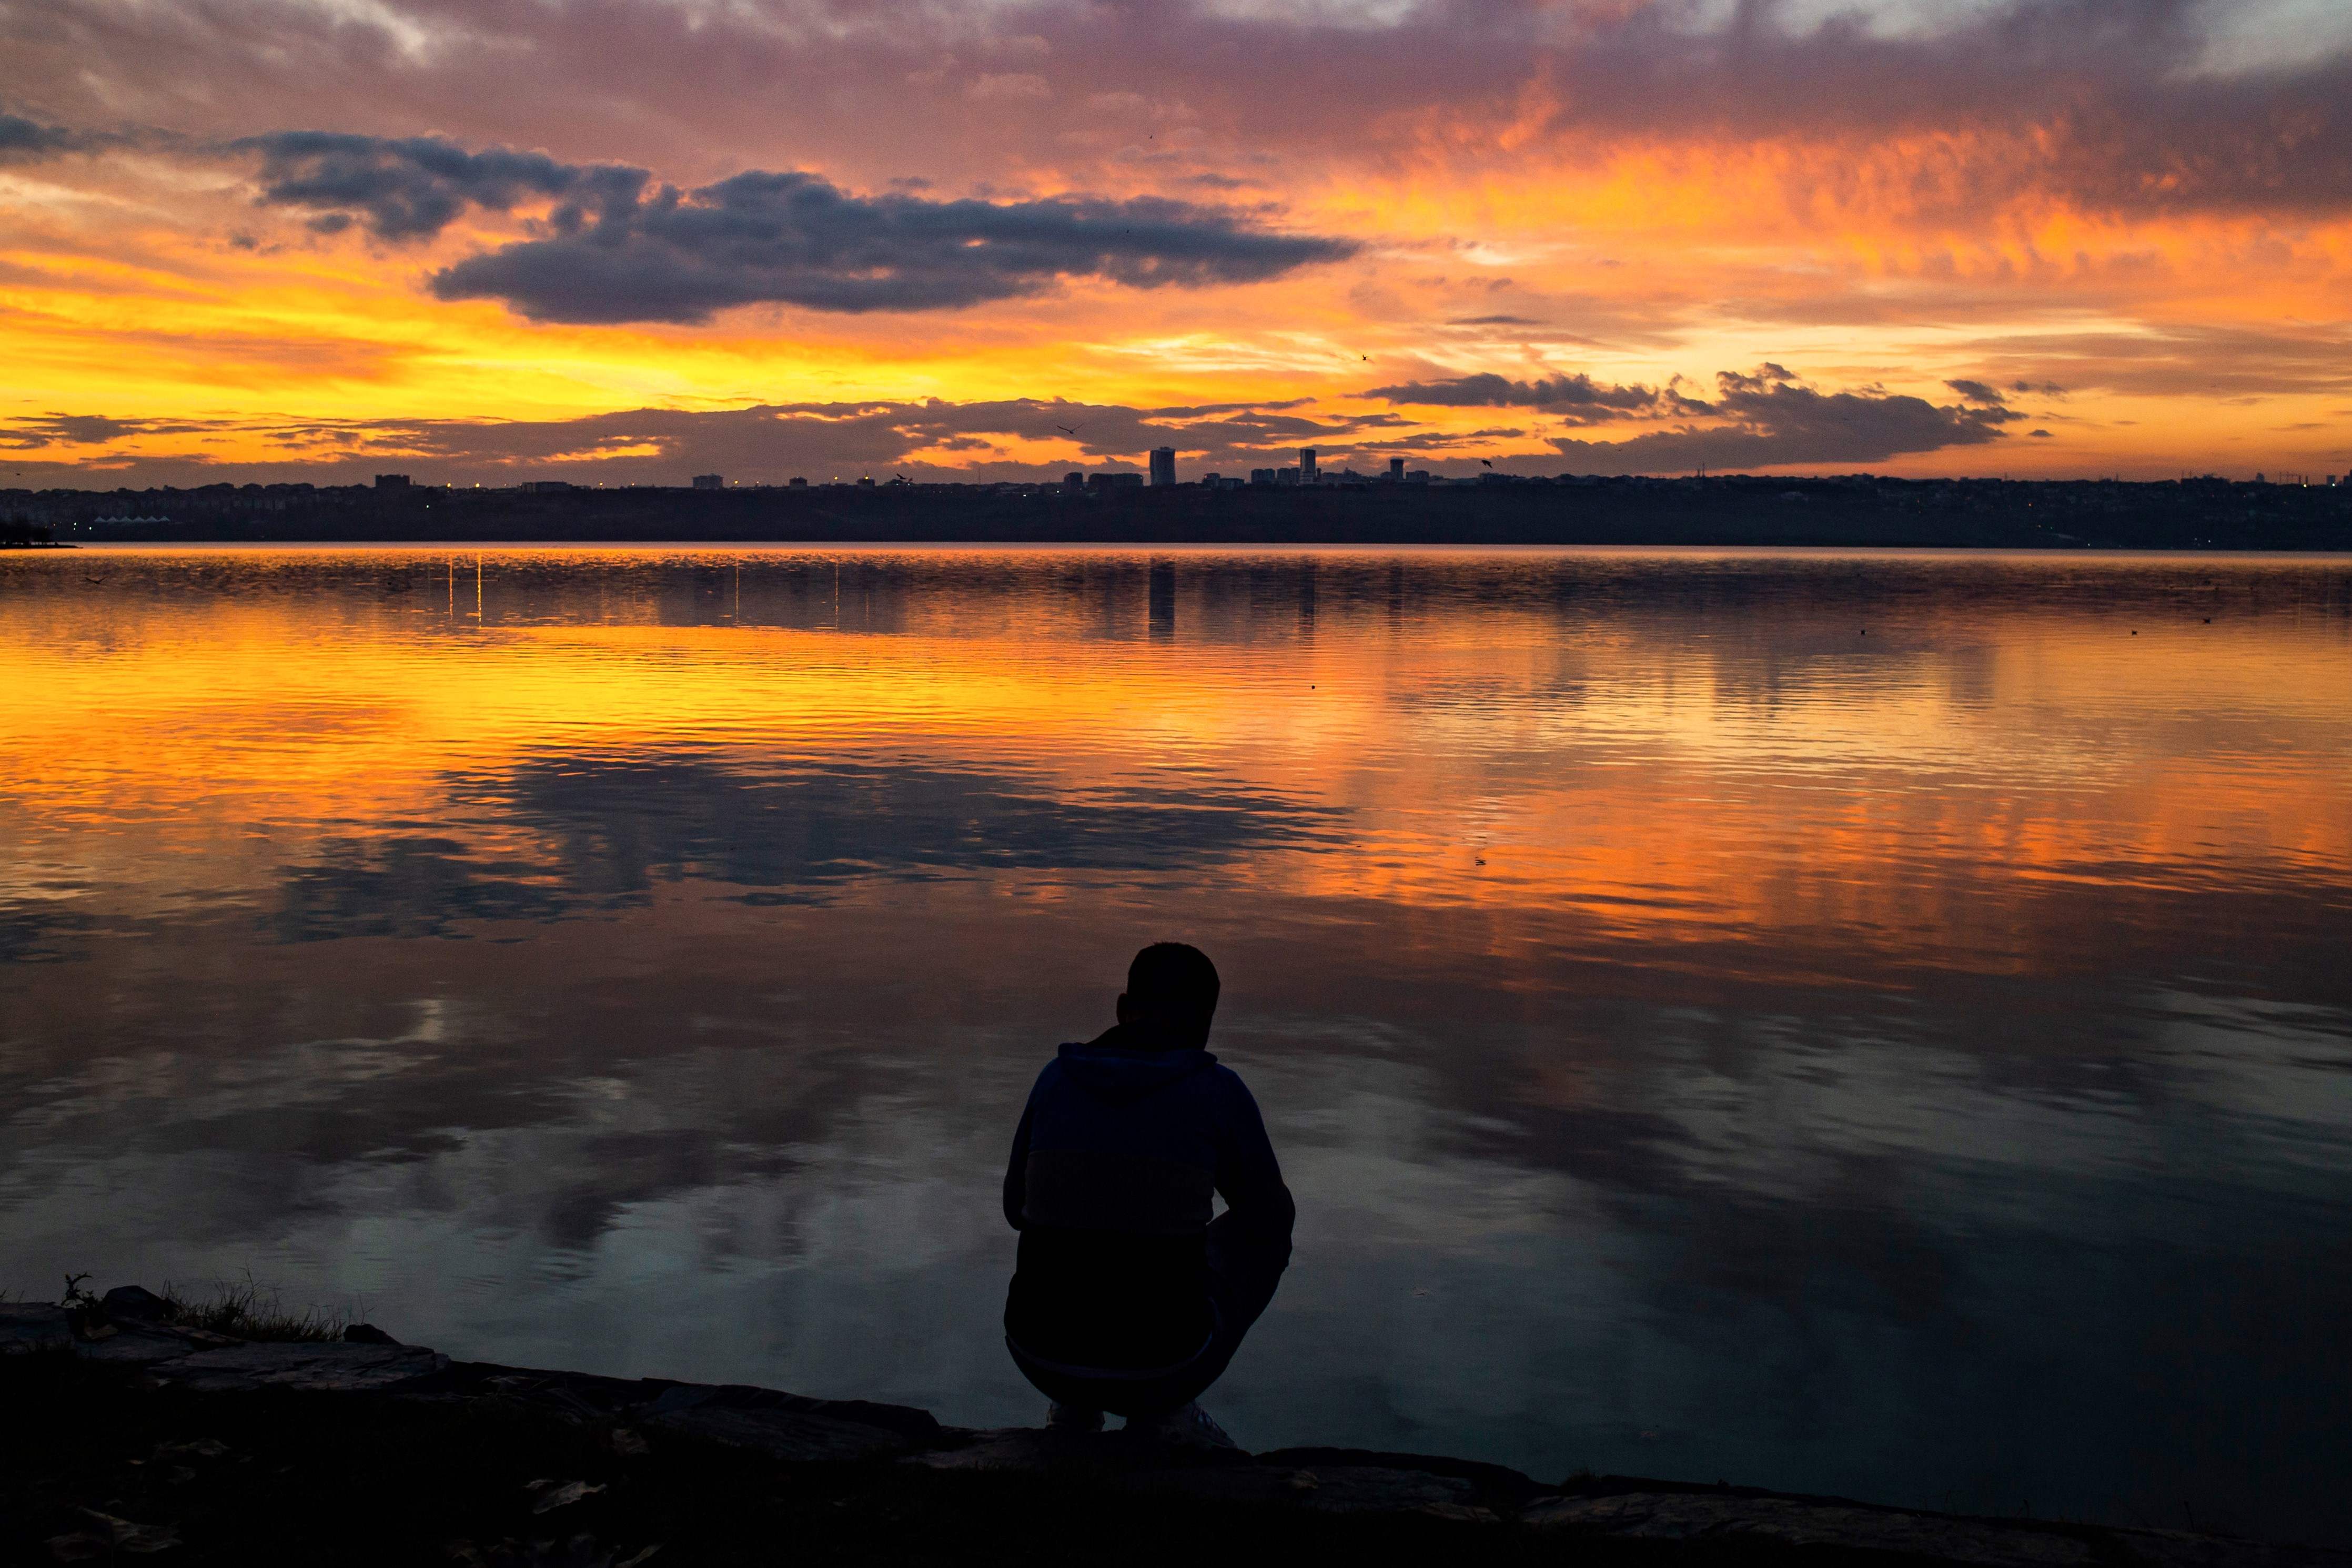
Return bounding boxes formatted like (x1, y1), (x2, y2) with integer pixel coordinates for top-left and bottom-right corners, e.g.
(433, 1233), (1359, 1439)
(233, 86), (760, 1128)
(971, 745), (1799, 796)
(4, 548), (2348, 985)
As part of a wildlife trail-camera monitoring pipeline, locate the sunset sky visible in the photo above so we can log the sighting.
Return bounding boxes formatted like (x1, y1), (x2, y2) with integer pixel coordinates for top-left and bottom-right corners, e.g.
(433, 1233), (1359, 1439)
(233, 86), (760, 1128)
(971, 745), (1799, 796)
(4, 0), (2349, 485)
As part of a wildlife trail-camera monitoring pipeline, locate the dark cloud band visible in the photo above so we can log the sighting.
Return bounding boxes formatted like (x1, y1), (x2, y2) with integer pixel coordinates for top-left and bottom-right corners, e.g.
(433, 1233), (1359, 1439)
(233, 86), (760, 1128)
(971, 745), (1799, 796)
(235, 131), (603, 240)
(226, 131), (1357, 321)
(430, 173), (1361, 322)
(1, 367), (2032, 484)
(1550, 373), (2024, 473)
(0, 111), (79, 160)
(1368, 372), (1704, 424)
(1364, 365), (2026, 472)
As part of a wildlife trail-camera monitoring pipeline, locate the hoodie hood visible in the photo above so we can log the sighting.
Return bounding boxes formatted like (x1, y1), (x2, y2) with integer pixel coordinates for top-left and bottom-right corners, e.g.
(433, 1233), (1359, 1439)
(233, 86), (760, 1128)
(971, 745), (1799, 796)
(1055, 1025), (1218, 1105)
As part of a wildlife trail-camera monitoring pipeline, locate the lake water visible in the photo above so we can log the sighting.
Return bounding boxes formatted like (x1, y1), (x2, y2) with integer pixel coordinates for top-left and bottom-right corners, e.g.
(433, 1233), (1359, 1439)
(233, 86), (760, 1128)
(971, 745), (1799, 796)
(4, 545), (2349, 1541)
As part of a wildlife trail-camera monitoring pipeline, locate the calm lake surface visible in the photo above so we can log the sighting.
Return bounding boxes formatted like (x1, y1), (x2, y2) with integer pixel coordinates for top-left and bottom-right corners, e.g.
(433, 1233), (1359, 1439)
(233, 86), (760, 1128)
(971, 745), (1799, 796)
(5, 545), (2349, 1539)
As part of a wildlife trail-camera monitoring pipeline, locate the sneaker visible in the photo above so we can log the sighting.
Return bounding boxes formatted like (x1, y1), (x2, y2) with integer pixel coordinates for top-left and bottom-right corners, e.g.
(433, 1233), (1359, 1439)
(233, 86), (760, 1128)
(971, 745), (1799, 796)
(1046, 1402), (1104, 1432)
(1131, 1401), (1238, 1450)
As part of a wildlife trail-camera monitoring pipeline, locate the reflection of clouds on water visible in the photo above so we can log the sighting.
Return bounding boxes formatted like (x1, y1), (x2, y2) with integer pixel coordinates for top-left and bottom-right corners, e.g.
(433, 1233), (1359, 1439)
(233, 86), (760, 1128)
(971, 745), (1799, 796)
(274, 836), (575, 939)
(1226, 986), (2352, 1532)
(2142, 989), (2352, 1170)
(0, 1015), (1057, 1418)
(8, 889), (2352, 1536)
(486, 753), (1345, 893)
(8, 550), (2352, 1545)
(0, 898), (92, 963)
(0, 859), (99, 962)
(266, 754), (1349, 939)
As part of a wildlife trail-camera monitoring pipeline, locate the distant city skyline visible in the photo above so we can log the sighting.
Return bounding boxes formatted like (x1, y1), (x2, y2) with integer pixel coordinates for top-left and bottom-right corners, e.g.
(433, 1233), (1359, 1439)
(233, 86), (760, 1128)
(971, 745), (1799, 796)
(2, 1), (2347, 487)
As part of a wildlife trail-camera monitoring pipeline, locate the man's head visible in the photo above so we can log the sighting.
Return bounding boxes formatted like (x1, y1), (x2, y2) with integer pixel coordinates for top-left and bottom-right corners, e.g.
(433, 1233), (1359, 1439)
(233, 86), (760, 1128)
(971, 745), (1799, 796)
(1116, 942), (1222, 1049)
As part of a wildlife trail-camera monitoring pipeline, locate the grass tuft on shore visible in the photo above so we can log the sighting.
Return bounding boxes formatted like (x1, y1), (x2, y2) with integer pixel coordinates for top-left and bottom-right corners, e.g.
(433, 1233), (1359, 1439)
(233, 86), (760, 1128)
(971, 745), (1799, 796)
(155, 1277), (348, 1343)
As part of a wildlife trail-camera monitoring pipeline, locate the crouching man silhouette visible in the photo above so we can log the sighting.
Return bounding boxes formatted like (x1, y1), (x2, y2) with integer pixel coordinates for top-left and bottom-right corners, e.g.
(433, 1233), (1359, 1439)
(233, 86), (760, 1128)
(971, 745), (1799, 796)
(1003, 943), (1295, 1448)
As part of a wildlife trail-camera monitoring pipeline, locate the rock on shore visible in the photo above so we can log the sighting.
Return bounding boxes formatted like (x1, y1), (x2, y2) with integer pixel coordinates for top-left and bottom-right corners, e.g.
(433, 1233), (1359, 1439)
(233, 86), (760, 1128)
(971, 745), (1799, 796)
(4, 1292), (2343, 1568)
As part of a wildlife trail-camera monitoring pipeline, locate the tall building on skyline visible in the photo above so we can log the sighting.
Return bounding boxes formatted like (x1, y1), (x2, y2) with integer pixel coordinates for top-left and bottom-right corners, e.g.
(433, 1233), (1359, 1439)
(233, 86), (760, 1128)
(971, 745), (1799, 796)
(1149, 447), (1177, 487)
(1299, 448), (1318, 483)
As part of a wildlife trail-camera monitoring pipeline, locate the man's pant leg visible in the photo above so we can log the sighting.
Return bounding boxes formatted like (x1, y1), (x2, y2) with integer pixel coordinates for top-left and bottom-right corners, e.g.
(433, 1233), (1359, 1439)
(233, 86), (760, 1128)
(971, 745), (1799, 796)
(1007, 1212), (1290, 1420)
(1108, 1209), (1291, 1417)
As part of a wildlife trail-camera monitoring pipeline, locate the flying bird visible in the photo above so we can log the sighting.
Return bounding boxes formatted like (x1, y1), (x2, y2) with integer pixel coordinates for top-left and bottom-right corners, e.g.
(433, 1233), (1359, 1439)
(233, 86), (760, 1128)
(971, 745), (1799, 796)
(1480, 458), (1493, 468)
(1054, 423), (1082, 437)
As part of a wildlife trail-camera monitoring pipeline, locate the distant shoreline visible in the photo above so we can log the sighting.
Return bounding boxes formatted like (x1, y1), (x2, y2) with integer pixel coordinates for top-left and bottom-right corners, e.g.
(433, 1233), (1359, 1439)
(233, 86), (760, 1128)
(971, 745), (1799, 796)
(7, 476), (2348, 552)
(33, 541), (2352, 561)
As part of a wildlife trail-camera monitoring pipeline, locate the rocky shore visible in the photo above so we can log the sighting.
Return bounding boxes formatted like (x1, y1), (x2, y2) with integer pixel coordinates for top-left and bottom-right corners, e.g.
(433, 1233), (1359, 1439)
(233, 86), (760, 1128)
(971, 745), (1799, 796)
(5, 1288), (2341, 1567)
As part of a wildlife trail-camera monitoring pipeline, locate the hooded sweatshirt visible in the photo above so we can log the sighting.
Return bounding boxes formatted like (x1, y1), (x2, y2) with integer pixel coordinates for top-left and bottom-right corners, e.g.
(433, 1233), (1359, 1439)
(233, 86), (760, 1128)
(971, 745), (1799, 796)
(1003, 1023), (1295, 1373)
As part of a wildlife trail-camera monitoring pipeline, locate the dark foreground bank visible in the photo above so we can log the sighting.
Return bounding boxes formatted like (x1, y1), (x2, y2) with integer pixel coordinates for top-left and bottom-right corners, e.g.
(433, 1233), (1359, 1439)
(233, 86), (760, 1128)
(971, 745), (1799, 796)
(4, 1292), (2340, 1568)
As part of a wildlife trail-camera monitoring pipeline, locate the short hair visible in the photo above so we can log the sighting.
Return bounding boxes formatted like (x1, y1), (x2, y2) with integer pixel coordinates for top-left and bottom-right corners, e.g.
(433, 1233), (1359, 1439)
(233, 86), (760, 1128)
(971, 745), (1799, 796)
(1126, 943), (1221, 1038)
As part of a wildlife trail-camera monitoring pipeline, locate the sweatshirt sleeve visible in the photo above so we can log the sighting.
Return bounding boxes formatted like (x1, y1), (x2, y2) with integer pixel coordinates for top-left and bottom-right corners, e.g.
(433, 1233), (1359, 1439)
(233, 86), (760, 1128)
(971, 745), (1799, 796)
(1003, 1097), (1034, 1232)
(1212, 1070), (1295, 1256)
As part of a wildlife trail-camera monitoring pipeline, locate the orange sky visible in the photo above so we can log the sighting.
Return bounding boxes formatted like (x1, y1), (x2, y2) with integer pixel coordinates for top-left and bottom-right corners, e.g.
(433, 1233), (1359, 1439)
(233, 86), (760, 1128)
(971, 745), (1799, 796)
(3, 0), (2349, 483)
